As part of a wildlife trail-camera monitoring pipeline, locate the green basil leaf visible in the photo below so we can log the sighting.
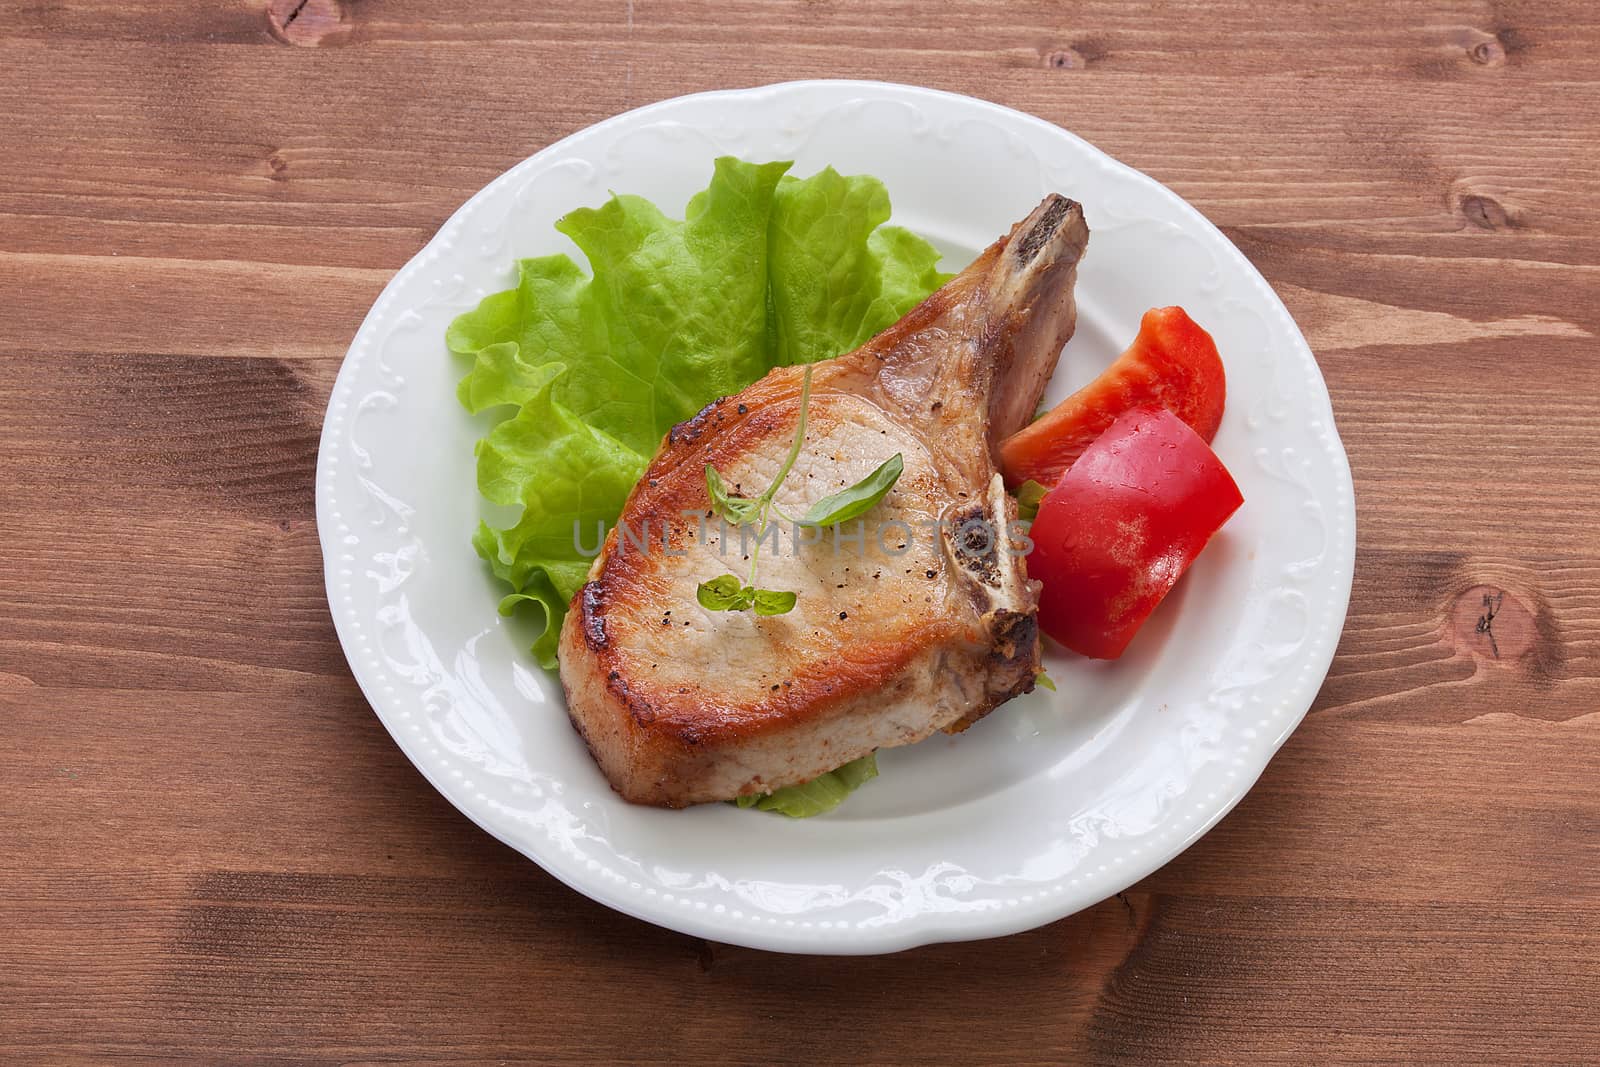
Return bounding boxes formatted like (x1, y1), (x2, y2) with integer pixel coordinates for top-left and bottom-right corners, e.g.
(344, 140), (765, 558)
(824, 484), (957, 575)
(801, 453), (904, 527)
(751, 588), (798, 616)
(1035, 670), (1057, 692)
(705, 463), (730, 505)
(1015, 479), (1049, 521)
(697, 574), (748, 611)
(706, 465), (762, 525)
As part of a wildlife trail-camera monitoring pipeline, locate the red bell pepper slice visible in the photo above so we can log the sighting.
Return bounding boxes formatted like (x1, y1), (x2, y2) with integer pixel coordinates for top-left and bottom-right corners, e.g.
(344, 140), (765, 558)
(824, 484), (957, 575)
(1027, 406), (1243, 659)
(1001, 306), (1225, 490)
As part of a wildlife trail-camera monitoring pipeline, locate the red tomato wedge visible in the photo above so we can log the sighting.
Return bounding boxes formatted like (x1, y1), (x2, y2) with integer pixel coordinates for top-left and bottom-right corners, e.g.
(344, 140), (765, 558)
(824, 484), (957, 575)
(1001, 306), (1225, 490)
(1027, 407), (1243, 659)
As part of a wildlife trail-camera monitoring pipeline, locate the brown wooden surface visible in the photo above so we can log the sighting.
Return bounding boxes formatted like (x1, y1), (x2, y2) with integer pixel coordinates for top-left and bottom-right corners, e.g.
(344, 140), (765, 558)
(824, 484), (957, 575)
(4, 1), (1598, 1062)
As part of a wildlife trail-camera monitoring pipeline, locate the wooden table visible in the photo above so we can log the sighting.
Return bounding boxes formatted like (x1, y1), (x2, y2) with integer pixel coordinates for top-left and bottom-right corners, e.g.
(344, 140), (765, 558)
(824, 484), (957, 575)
(5, 1), (1598, 1062)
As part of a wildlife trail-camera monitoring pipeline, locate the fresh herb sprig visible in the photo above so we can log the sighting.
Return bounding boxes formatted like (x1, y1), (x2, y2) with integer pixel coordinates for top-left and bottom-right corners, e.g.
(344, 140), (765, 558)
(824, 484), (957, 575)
(698, 368), (814, 615)
(698, 366), (903, 615)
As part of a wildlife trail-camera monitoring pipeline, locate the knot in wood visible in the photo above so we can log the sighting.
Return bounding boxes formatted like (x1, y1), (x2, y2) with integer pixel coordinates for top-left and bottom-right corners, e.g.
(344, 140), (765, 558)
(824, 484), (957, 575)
(267, 0), (352, 47)
(1451, 585), (1533, 663)
(1469, 38), (1506, 66)
(1460, 193), (1514, 231)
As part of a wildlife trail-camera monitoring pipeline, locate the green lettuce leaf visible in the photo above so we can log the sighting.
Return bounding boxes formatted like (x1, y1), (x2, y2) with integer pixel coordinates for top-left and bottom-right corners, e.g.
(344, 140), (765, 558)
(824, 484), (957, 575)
(767, 166), (948, 366)
(452, 156), (951, 665)
(732, 754), (879, 817)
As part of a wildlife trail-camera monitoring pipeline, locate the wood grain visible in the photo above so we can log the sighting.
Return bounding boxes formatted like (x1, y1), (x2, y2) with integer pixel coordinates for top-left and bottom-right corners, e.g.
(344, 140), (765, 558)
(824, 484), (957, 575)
(3, 0), (1598, 1062)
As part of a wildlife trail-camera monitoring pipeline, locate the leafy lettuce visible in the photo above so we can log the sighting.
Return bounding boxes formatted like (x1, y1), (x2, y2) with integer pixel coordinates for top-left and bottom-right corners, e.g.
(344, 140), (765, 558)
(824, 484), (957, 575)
(450, 156), (949, 668)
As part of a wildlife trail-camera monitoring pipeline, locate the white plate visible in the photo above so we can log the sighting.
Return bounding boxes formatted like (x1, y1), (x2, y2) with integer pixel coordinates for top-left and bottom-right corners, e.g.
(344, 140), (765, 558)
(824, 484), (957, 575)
(316, 80), (1355, 954)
